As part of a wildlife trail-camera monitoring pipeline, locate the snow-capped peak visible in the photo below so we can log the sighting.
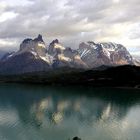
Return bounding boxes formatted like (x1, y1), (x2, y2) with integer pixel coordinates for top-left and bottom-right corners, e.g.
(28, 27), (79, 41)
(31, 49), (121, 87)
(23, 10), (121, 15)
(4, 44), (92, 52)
(78, 41), (133, 68)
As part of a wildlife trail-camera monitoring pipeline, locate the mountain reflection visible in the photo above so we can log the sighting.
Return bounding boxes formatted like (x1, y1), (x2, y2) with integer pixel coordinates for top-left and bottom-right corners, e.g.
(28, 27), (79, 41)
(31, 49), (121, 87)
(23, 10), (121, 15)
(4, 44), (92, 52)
(2, 85), (136, 128)
(29, 94), (131, 127)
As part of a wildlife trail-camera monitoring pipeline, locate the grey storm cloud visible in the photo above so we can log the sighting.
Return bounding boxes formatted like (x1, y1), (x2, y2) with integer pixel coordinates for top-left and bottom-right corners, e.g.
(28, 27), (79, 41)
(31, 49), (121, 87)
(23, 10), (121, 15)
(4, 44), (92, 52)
(0, 0), (140, 51)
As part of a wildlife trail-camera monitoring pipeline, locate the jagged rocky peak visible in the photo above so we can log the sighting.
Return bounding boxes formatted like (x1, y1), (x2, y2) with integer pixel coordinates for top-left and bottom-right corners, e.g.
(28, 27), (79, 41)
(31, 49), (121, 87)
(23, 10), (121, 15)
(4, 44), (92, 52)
(50, 39), (59, 45)
(100, 42), (133, 64)
(19, 34), (46, 57)
(49, 39), (60, 47)
(99, 42), (125, 51)
(87, 41), (96, 46)
(63, 47), (79, 58)
(79, 41), (97, 50)
(48, 39), (65, 55)
(20, 34), (45, 49)
(20, 38), (33, 50)
(34, 34), (44, 43)
(79, 42), (90, 50)
(78, 41), (133, 67)
(22, 38), (33, 44)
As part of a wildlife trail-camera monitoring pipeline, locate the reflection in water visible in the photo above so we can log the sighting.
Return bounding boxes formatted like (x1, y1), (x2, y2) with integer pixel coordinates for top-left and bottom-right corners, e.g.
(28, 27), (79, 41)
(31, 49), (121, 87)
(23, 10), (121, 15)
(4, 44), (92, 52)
(0, 84), (140, 140)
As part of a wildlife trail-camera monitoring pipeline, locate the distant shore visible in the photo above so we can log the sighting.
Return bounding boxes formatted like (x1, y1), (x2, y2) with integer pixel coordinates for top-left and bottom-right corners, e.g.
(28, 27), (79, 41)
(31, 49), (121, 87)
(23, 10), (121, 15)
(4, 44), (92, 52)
(0, 65), (140, 90)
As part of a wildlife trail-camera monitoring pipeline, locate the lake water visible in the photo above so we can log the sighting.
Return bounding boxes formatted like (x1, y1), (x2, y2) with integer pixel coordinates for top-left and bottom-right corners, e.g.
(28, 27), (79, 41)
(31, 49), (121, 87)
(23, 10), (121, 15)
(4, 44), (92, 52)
(0, 84), (140, 140)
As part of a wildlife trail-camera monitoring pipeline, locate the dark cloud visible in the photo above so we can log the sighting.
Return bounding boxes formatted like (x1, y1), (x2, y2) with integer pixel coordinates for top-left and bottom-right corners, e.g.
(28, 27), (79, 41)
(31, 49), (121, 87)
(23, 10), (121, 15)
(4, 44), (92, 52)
(0, 0), (140, 51)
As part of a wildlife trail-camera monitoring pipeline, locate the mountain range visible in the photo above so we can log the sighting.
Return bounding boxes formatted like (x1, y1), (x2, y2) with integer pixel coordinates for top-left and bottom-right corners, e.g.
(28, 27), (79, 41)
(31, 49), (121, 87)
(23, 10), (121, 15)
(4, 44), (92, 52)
(0, 34), (139, 74)
(0, 34), (140, 88)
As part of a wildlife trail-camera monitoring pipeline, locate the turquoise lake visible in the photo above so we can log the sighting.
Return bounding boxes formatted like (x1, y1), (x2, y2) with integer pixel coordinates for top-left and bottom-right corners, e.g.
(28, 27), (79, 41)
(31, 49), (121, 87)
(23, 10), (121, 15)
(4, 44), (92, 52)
(0, 84), (140, 140)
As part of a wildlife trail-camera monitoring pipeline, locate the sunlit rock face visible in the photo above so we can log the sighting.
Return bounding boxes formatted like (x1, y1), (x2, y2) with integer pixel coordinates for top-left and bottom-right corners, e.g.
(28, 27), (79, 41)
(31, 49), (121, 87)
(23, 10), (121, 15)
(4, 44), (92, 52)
(17, 34), (53, 64)
(20, 34), (46, 57)
(48, 40), (87, 68)
(48, 39), (71, 68)
(48, 39), (65, 56)
(78, 42), (133, 68)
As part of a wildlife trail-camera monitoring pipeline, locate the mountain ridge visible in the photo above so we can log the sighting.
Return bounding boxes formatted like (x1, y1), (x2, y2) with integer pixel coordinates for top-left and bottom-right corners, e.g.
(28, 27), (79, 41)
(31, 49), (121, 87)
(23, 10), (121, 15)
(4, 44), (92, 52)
(0, 34), (139, 75)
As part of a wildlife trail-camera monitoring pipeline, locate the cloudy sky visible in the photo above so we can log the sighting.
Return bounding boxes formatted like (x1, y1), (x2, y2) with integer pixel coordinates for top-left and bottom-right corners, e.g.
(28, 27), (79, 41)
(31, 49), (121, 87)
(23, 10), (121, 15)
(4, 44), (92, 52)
(0, 0), (140, 54)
